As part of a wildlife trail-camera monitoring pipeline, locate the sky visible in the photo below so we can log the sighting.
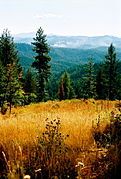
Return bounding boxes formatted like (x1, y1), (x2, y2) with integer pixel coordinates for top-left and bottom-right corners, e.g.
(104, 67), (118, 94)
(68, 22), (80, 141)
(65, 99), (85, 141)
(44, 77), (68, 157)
(0, 0), (120, 37)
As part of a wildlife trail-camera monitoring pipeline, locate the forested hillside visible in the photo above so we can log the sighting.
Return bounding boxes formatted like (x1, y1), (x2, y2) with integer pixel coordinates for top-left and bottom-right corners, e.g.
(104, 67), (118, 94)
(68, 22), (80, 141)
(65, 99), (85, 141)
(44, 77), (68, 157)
(16, 43), (121, 73)
(1, 28), (121, 109)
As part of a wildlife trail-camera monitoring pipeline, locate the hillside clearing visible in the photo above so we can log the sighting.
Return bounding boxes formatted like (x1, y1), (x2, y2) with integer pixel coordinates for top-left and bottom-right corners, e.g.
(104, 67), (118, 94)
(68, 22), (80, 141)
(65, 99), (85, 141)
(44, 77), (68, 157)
(0, 99), (119, 178)
(0, 99), (118, 146)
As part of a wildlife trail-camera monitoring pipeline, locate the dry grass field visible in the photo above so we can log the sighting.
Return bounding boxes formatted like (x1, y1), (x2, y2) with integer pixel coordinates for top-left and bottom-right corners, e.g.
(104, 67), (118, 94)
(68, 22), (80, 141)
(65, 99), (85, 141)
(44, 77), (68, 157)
(0, 99), (120, 178)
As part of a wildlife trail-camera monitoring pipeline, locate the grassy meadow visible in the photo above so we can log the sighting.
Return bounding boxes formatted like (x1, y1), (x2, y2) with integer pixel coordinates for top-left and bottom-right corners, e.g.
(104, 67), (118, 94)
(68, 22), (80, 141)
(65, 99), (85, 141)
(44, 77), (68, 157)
(0, 99), (120, 178)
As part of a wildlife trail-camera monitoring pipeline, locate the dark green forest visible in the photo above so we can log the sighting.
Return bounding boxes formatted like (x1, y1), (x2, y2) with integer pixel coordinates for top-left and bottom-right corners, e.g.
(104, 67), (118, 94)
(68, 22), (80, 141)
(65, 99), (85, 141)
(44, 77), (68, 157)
(0, 27), (121, 113)
(16, 43), (121, 74)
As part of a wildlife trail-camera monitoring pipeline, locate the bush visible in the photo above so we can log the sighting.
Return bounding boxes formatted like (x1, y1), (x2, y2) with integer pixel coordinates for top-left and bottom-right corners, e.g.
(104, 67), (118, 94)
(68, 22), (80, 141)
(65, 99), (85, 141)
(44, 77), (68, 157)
(24, 93), (37, 105)
(23, 118), (77, 179)
(1, 101), (8, 115)
(92, 113), (121, 178)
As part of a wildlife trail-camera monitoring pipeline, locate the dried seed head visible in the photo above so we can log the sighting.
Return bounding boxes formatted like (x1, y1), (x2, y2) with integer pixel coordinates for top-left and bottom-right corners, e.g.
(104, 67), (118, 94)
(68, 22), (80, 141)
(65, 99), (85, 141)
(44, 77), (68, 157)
(35, 168), (41, 173)
(24, 175), (31, 179)
(75, 161), (84, 168)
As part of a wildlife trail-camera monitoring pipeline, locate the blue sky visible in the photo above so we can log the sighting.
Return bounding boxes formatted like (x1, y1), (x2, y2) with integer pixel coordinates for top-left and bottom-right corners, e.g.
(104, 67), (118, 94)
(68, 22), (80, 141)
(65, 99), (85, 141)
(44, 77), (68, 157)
(0, 0), (120, 36)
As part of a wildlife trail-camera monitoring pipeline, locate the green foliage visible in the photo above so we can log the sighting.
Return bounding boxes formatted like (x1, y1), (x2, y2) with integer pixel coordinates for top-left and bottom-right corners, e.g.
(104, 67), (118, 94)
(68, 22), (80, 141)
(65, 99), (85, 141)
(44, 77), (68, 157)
(80, 59), (97, 99)
(32, 27), (51, 101)
(96, 64), (107, 99)
(58, 71), (75, 100)
(24, 68), (37, 94)
(5, 64), (22, 108)
(16, 42), (121, 101)
(0, 29), (22, 113)
(103, 44), (119, 100)
(0, 61), (7, 107)
(0, 29), (17, 66)
(23, 68), (37, 104)
(1, 101), (8, 115)
(24, 93), (37, 105)
(46, 74), (59, 100)
(75, 44), (120, 100)
(95, 44), (120, 100)
(16, 42), (121, 74)
(0, 30), (121, 105)
(13, 89), (25, 106)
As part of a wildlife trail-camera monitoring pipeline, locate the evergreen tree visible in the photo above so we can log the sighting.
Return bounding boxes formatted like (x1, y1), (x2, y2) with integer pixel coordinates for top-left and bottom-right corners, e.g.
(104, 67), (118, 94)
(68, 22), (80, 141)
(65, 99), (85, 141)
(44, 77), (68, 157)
(32, 27), (51, 101)
(58, 71), (75, 100)
(82, 59), (96, 99)
(103, 44), (119, 100)
(0, 61), (6, 108)
(96, 64), (106, 99)
(5, 63), (22, 112)
(0, 29), (23, 113)
(0, 29), (21, 71)
(24, 68), (36, 94)
(46, 74), (59, 100)
(24, 68), (37, 104)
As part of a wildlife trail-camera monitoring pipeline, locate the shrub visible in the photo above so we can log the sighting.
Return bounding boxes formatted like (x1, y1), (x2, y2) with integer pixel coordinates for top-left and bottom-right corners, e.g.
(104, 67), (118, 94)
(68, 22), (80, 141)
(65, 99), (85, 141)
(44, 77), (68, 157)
(1, 101), (8, 115)
(92, 113), (121, 178)
(23, 118), (77, 179)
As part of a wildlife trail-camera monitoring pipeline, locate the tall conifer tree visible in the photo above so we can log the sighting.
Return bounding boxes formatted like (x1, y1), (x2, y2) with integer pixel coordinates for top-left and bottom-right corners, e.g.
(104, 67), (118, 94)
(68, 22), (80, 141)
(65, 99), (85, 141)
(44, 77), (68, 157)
(0, 29), (22, 112)
(24, 68), (36, 94)
(32, 27), (51, 101)
(58, 71), (75, 100)
(24, 68), (37, 104)
(103, 44), (119, 100)
(82, 59), (96, 99)
(96, 64), (106, 99)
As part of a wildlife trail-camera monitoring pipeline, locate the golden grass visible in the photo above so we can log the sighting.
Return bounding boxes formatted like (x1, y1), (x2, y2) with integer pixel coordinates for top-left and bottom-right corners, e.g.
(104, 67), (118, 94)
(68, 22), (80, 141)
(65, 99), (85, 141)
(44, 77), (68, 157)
(0, 99), (120, 177)
(0, 99), (118, 149)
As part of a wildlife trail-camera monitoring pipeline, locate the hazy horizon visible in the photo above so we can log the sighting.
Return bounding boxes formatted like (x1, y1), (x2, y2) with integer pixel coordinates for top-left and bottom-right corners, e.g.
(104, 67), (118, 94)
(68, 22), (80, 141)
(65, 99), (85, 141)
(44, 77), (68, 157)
(0, 0), (120, 37)
(13, 31), (121, 38)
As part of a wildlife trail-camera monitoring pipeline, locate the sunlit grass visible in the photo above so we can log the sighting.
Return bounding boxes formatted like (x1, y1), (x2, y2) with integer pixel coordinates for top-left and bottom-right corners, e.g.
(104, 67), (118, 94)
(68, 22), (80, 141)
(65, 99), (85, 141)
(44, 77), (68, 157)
(0, 99), (119, 178)
(0, 99), (118, 147)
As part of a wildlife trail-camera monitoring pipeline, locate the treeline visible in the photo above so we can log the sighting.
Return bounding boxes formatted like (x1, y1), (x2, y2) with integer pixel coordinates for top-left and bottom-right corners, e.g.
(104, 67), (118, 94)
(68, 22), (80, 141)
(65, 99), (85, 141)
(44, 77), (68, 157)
(0, 27), (120, 113)
(48, 44), (121, 101)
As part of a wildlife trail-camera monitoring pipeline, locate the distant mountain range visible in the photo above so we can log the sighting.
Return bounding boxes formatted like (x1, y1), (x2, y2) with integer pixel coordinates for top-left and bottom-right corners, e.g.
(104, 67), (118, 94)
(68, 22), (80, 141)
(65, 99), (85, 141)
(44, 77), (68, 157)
(47, 35), (121, 49)
(16, 43), (121, 74)
(14, 33), (121, 73)
(14, 33), (121, 49)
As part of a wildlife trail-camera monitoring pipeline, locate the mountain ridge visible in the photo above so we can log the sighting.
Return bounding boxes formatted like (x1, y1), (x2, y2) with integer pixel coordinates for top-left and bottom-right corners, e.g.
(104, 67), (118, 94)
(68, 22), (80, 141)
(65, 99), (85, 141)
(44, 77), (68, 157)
(16, 43), (121, 74)
(14, 33), (121, 49)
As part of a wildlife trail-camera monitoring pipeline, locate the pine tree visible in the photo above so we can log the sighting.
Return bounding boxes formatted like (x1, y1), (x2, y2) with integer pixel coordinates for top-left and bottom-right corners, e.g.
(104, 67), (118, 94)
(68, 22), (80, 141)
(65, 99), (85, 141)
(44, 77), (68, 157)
(0, 29), (23, 113)
(103, 44), (119, 100)
(58, 71), (75, 100)
(46, 74), (59, 100)
(0, 29), (21, 71)
(96, 64), (106, 99)
(82, 59), (96, 99)
(0, 61), (6, 108)
(24, 68), (36, 94)
(32, 27), (51, 101)
(24, 68), (37, 104)
(5, 63), (22, 112)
